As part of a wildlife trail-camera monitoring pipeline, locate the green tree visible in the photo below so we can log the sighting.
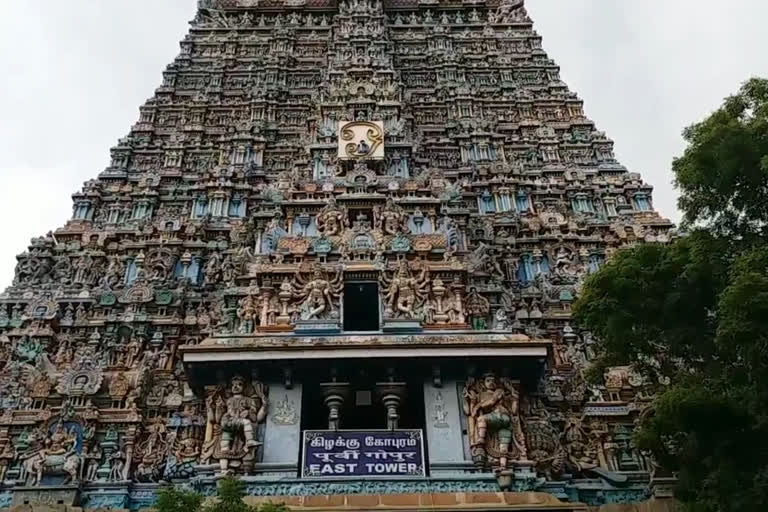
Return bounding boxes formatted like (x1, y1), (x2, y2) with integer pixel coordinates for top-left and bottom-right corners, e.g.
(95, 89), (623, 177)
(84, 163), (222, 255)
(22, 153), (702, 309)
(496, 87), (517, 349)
(155, 477), (290, 512)
(574, 78), (768, 512)
(674, 77), (768, 240)
(155, 485), (204, 512)
(203, 477), (252, 512)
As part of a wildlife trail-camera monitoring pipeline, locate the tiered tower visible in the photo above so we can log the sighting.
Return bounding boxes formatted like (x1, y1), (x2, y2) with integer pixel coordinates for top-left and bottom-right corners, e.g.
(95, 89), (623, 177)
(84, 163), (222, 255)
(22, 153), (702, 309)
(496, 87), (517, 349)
(0, 0), (673, 509)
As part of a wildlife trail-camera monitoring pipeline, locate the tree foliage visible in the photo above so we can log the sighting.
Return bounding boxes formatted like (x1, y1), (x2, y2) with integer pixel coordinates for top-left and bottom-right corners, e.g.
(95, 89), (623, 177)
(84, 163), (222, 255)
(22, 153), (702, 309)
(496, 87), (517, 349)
(156, 485), (205, 512)
(674, 78), (768, 240)
(155, 477), (289, 512)
(204, 477), (253, 512)
(574, 78), (768, 512)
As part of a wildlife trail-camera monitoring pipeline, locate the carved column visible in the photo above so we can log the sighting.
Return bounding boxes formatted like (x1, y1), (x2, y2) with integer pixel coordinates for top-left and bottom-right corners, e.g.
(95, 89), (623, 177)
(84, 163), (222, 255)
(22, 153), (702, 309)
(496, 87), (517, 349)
(121, 425), (138, 481)
(320, 381), (351, 431)
(375, 380), (407, 430)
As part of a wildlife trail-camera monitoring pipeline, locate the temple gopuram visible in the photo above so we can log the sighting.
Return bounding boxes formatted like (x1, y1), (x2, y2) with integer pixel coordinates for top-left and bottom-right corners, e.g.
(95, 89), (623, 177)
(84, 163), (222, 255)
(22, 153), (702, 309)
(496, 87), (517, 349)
(0, 0), (676, 510)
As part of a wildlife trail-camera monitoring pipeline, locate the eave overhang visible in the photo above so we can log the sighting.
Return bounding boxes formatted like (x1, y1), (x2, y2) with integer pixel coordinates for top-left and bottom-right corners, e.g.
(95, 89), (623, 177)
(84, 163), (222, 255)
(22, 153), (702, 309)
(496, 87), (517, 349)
(181, 332), (551, 364)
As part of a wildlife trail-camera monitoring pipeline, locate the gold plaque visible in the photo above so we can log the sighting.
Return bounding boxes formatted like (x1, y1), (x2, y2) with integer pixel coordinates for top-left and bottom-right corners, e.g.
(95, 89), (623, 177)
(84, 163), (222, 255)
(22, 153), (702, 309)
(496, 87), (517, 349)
(338, 121), (385, 160)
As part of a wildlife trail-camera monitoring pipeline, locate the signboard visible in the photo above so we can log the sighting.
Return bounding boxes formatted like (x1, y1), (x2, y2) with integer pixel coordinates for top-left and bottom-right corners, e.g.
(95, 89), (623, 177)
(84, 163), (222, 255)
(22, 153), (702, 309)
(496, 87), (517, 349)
(302, 430), (426, 478)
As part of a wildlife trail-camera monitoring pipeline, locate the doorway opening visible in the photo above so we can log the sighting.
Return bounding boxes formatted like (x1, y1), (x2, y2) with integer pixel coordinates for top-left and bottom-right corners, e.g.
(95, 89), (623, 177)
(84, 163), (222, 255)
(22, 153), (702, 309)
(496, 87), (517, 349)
(343, 282), (379, 332)
(300, 374), (427, 431)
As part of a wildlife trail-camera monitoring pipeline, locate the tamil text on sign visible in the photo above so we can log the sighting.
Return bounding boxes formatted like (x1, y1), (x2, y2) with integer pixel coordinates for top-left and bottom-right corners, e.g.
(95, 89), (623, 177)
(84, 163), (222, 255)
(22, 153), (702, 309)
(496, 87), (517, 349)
(302, 430), (425, 478)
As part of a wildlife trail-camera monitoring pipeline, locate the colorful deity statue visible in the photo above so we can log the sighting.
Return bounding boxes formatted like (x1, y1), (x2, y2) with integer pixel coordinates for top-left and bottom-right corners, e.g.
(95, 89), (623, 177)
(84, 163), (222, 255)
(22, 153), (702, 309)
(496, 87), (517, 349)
(237, 289), (260, 333)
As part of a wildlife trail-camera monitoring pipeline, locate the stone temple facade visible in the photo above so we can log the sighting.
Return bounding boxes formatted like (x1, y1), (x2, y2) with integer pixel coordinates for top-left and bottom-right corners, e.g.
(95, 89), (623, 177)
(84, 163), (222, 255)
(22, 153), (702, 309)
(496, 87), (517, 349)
(0, 0), (674, 509)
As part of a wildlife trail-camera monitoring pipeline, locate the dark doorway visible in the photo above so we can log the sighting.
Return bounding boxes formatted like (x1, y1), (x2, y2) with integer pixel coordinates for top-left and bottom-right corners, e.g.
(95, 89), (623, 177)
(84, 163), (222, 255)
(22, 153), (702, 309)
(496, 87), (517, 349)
(300, 373), (427, 431)
(343, 282), (379, 332)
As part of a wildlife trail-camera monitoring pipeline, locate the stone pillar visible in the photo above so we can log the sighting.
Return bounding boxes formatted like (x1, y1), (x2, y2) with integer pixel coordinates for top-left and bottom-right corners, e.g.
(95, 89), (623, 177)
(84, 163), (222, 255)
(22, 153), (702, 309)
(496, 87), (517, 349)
(121, 425), (138, 481)
(262, 383), (303, 471)
(423, 379), (466, 475)
(320, 381), (351, 430)
(375, 381), (407, 430)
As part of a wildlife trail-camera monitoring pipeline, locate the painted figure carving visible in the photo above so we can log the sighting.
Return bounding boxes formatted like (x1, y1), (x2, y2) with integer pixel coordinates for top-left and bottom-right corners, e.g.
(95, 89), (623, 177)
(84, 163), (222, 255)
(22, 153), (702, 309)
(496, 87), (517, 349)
(237, 289), (260, 333)
(203, 376), (268, 473)
(315, 197), (348, 237)
(376, 198), (409, 235)
(463, 373), (527, 471)
(292, 268), (343, 321)
(19, 423), (81, 486)
(381, 261), (429, 320)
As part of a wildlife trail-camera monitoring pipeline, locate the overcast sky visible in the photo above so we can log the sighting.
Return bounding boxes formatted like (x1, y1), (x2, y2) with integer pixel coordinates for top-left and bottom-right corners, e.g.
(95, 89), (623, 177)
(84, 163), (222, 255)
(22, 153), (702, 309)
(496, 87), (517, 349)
(1, 0), (766, 288)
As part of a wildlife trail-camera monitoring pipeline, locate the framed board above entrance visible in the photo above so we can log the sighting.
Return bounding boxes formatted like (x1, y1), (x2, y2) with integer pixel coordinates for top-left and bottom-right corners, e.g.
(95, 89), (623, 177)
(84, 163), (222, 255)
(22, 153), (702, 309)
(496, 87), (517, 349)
(301, 429), (426, 479)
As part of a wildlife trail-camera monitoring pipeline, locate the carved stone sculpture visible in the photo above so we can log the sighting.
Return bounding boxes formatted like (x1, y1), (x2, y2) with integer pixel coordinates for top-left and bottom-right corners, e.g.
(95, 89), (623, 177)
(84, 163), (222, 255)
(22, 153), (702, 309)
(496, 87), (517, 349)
(381, 261), (429, 320)
(463, 373), (527, 471)
(203, 376), (268, 473)
(315, 197), (348, 237)
(19, 423), (81, 486)
(292, 268), (343, 321)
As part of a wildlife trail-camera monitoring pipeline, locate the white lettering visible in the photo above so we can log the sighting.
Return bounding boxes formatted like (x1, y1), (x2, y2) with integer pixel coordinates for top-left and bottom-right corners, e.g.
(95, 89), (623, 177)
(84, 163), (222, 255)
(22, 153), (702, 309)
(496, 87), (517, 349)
(363, 436), (417, 449)
(364, 462), (412, 474)
(310, 463), (358, 475)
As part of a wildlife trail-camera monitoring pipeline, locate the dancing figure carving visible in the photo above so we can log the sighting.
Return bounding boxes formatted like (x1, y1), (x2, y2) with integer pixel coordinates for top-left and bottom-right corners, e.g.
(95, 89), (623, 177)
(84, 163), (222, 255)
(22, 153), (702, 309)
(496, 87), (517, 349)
(463, 373), (527, 471)
(292, 268), (343, 321)
(380, 261), (429, 320)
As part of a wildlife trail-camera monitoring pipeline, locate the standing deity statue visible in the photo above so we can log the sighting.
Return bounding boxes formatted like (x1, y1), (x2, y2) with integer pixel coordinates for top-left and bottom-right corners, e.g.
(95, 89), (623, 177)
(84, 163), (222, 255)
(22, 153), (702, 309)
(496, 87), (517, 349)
(380, 261), (429, 320)
(73, 255), (93, 285)
(133, 420), (171, 483)
(466, 288), (490, 330)
(108, 448), (125, 481)
(203, 375), (268, 473)
(83, 445), (101, 482)
(221, 256), (236, 285)
(315, 197), (348, 237)
(446, 288), (466, 324)
(237, 289), (260, 333)
(124, 335), (143, 368)
(292, 268), (343, 321)
(463, 373), (527, 471)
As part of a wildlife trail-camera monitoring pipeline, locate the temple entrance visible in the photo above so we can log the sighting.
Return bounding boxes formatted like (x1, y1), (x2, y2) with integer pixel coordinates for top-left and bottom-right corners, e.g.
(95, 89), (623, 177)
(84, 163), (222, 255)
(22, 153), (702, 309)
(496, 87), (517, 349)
(299, 373), (429, 479)
(343, 282), (380, 332)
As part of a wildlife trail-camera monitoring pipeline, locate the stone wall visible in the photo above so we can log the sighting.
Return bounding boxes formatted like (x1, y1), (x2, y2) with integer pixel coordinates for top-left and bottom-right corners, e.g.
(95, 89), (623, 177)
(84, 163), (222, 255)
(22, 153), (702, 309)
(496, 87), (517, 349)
(1, 493), (680, 512)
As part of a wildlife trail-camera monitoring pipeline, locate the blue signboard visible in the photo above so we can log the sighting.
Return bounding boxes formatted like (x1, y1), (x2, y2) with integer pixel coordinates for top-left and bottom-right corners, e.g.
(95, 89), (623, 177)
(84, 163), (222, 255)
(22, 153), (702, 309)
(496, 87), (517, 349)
(302, 430), (426, 478)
